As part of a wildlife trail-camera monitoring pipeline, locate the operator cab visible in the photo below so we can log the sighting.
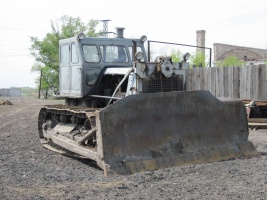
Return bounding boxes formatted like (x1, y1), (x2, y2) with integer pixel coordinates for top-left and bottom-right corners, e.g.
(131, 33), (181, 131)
(58, 28), (147, 105)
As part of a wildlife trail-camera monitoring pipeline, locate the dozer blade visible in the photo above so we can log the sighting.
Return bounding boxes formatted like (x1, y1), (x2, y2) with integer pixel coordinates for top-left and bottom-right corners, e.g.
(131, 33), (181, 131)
(96, 90), (259, 175)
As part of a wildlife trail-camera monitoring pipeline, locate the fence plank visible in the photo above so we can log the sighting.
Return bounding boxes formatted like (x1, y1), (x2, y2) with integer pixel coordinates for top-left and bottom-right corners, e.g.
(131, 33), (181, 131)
(203, 68), (209, 90)
(240, 65), (248, 99)
(186, 69), (190, 91)
(219, 67), (224, 97)
(210, 67), (216, 96)
(233, 66), (240, 98)
(196, 67), (201, 90)
(223, 66), (229, 97)
(246, 65), (252, 99)
(258, 64), (266, 100)
(216, 67), (220, 97)
(251, 65), (258, 100)
(228, 66), (233, 98)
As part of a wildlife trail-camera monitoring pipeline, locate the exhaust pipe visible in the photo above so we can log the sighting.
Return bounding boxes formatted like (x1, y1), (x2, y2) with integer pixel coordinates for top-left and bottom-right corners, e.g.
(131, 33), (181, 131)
(116, 27), (125, 38)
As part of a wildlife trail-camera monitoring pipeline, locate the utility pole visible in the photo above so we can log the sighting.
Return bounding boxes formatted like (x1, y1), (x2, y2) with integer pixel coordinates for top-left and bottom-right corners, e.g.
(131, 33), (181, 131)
(100, 19), (111, 38)
(38, 70), (42, 99)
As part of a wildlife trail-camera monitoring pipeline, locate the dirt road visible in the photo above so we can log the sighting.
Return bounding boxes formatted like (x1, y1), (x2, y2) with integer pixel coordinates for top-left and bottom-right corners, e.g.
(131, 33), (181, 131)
(0, 97), (266, 199)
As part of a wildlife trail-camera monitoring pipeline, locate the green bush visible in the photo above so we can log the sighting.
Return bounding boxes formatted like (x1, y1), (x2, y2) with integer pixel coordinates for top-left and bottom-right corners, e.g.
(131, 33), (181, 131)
(216, 55), (245, 67)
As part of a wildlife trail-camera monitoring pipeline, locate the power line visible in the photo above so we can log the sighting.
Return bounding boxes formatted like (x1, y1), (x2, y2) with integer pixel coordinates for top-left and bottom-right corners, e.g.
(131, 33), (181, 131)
(0, 54), (32, 57)
(0, 25), (48, 32)
(0, 49), (29, 51)
(0, 44), (31, 47)
(0, 40), (32, 43)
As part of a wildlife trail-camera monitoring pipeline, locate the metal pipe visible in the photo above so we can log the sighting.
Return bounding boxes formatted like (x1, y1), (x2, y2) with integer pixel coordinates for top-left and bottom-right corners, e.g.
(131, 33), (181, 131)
(148, 41), (151, 62)
(107, 67), (133, 106)
(88, 95), (121, 100)
(148, 40), (209, 49)
(78, 128), (97, 145)
(209, 48), (212, 67)
(148, 40), (212, 67)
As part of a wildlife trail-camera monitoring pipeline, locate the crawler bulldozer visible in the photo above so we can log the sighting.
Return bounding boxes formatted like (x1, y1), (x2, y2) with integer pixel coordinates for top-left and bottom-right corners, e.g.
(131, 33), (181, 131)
(38, 28), (258, 175)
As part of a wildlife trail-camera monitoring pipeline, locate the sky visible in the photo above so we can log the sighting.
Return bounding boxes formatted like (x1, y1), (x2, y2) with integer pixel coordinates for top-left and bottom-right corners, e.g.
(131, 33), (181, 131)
(0, 0), (267, 88)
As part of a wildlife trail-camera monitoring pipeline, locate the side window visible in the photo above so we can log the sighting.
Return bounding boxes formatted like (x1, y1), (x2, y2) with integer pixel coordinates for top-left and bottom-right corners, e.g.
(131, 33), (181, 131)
(86, 68), (101, 85)
(128, 47), (133, 61)
(82, 45), (99, 62)
(71, 43), (79, 63)
(60, 44), (69, 65)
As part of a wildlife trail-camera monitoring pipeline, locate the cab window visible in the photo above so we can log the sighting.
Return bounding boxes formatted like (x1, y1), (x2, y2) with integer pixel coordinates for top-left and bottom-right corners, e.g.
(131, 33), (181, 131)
(60, 44), (69, 65)
(86, 68), (101, 85)
(100, 46), (128, 63)
(71, 43), (79, 63)
(82, 45), (100, 63)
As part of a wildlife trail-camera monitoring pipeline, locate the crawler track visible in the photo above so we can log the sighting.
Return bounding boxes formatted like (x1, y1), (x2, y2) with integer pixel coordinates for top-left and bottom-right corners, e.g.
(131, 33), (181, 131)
(38, 104), (101, 161)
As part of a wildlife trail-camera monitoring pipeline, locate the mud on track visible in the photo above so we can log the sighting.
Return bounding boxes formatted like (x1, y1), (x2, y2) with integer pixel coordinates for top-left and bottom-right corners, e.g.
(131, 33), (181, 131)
(0, 97), (266, 199)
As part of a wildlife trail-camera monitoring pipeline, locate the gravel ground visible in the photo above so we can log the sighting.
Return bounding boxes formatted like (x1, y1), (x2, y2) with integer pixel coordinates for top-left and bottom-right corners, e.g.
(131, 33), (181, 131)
(0, 97), (266, 200)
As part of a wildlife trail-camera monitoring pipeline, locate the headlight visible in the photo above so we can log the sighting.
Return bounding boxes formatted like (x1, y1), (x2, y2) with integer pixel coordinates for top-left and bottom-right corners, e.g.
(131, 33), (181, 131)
(183, 53), (190, 61)
(140, 35), (147, 42)
(135, 52), (144, 61)
(78, 33), (85, 40)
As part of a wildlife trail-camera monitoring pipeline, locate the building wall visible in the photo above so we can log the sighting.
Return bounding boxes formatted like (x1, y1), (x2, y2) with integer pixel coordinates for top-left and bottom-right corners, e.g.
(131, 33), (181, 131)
(0, 89), (9, 96)
(8, 88), (21, 97)
(0, 88), (21, 97)
(213, 43), (267, 62)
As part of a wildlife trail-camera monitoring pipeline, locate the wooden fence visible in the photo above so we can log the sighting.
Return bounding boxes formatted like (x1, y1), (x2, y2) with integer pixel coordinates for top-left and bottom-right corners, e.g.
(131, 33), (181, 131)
(185, 64), (266, 100)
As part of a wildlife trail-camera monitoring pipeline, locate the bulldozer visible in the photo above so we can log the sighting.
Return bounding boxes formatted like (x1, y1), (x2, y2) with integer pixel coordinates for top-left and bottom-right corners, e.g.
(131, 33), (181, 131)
(38, 28), (258, 175)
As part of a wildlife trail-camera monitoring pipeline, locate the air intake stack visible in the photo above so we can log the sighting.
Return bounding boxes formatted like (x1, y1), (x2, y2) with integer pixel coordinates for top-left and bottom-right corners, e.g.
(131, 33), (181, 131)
(116, 27), (125, 38)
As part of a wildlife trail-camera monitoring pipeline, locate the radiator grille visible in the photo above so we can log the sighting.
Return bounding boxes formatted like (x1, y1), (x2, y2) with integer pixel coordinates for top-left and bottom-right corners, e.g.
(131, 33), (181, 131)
(142, 75), (184, 93)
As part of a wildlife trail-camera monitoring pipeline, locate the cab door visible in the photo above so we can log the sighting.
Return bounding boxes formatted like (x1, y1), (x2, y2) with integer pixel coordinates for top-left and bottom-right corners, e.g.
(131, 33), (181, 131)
(59, 43), (70, 95)
(69, 43), (82, 97)
(59, 42), (82, 97)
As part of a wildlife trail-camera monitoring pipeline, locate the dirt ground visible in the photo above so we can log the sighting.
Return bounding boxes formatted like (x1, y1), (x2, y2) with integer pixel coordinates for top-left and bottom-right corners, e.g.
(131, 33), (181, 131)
(0, 97), (266, 200)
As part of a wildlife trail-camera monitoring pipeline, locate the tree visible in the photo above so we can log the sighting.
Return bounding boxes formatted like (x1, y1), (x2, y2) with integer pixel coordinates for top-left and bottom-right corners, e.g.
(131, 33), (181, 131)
(171, 49), (207, 67)
(31, 63), (58, 99)
(216, 55), (245, 67)
(30, 15), (99, 98)
(170, 49), (183, 62)
(190, 50), (206, 67)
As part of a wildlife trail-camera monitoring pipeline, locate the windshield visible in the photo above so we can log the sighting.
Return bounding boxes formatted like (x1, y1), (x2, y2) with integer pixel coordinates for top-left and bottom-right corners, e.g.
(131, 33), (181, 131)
(100, 46), (128, 63)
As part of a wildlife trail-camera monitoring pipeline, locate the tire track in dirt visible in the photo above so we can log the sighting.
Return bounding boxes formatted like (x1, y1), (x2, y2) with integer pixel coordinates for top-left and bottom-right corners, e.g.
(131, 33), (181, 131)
(0, 105), (40, 130)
